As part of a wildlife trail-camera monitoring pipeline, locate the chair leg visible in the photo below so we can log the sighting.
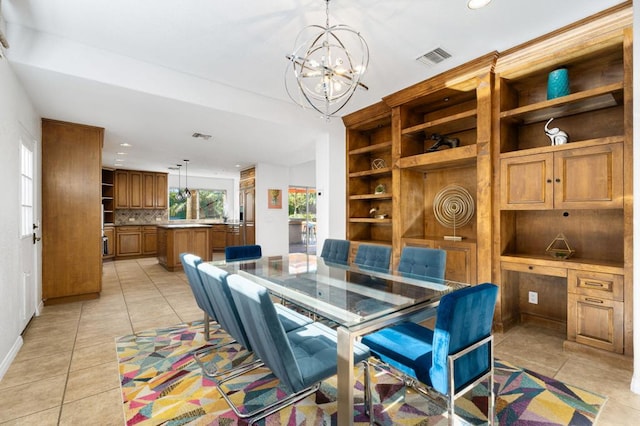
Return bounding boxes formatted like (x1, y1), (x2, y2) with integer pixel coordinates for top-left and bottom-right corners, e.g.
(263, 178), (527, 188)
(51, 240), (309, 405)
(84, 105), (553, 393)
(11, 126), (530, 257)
(488, 369), (495, 426)
(203, 312), (210, 340)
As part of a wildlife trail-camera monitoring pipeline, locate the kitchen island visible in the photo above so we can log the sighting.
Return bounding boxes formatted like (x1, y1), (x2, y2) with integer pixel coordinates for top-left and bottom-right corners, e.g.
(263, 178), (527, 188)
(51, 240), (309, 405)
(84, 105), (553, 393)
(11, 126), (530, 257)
(156, 223), (212, 271)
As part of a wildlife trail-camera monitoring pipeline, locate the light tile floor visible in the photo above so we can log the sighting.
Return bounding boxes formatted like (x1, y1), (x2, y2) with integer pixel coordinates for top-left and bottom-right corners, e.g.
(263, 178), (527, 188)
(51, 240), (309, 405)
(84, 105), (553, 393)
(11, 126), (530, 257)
(1, 257), (639, 425)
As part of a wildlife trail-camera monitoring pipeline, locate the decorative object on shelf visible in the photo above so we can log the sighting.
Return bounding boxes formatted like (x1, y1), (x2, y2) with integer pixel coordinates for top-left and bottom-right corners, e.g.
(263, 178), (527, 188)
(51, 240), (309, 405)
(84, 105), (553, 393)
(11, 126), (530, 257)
(544, 118), (569, 145)
(547, 67), (570, 100)
(426, 133), (460, 152)
(374, 184), (386, 194)
(268, 188), (282, 209)
(545, 233), (575, 259)
(371, 158), (386, 169)
(433, 184), (475, 241)
(369, 207), (388, 219)
(284, 0), (369, 120)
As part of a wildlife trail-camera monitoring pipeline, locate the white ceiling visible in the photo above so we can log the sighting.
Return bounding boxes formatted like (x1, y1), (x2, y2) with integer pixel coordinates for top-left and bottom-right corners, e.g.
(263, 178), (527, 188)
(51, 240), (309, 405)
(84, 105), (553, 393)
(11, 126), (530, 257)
(2, 0), (626, 179)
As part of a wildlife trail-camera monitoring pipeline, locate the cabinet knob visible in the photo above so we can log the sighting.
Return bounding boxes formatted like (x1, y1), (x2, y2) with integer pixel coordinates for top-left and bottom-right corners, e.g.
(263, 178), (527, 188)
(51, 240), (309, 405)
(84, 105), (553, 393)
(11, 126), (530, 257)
(546, 179), (552, 183)
(528, 265), (533, 270)
(555, 178), (561, 183)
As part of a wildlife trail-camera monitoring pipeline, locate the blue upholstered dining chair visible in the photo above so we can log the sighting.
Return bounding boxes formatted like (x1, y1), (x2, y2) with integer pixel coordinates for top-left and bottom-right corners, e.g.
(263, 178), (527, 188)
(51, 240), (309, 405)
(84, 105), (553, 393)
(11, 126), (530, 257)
(398, 246), (446, 280)
(223, 274), (371, 423)
(180, 253), (218, 340)
(319, 238), (351, 264)
(362, 283), (499, 425)
(225, 244), (262, 262)
(353, 244), (392, 271)
(196, 263), (313, 380)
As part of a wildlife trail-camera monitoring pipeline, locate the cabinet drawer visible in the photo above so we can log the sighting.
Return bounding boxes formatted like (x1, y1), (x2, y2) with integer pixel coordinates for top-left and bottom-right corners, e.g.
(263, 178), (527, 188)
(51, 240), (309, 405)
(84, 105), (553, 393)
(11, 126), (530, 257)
(568, 270), (623, 301)
(501, 261), (567, 277)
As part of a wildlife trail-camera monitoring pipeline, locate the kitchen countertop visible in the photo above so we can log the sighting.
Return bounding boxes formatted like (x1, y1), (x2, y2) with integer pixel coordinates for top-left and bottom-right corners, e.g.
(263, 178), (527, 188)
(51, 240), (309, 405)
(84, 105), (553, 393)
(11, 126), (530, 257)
(156, 223), (213, 229)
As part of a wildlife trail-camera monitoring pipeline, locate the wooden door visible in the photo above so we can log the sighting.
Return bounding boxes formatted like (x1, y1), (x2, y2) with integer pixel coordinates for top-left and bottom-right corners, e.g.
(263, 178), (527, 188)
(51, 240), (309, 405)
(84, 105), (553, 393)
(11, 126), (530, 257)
(142, 172), (155, 208)
(554, 143), (623, 209)
(129, 171), (143, 209)
(500, 153), (553, 210)
(154, 173), (168, 208)
(42, 119), (103, 302)
(115, 170), (129, 208)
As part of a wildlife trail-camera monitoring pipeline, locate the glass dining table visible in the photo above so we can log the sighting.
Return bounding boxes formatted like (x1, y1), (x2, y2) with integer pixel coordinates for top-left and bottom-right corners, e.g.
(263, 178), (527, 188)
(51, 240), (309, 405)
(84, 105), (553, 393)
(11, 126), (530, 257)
(211, 253), (468, 425)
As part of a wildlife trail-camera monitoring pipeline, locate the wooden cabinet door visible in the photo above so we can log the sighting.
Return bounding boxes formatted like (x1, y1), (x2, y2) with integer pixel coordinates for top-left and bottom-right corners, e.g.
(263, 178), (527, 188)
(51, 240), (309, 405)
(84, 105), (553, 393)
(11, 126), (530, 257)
(567, 293), (623, 353)
(211, 226), (226, 250)
(554, 143), (623, 209)
(500, 153), (553, 210)
(432, 241), (477, 285)
(116, 229), (142, 256)
(154, 173), (168, 208)
(129, 171), (143, 209)
(142, 227), (157, 255)
(142, 172), (155, 208)
(115, 170), (129, 209)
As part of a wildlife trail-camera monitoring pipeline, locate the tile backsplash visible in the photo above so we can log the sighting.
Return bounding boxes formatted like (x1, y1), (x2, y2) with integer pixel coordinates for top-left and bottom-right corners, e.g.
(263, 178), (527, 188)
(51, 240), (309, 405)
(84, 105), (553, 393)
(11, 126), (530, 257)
(115, 209), (168, 225)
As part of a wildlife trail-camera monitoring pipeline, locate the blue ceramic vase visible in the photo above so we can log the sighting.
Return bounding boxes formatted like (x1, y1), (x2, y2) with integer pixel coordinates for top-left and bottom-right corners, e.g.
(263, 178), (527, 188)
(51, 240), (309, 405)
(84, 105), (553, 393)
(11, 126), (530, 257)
(547, 67), (570, 100)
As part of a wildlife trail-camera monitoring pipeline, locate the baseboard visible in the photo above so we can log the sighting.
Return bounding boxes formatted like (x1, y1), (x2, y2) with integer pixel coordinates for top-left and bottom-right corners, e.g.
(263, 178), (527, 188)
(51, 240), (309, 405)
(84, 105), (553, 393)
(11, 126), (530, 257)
(0, 335), (23, 380)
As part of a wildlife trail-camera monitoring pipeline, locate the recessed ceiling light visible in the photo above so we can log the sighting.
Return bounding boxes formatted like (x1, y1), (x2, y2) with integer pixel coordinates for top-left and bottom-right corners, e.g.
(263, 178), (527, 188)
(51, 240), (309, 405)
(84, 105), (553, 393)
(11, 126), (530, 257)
(116, 152), (127, 155)
(468, 0), (491, 9)
(119, 142), (132, 147)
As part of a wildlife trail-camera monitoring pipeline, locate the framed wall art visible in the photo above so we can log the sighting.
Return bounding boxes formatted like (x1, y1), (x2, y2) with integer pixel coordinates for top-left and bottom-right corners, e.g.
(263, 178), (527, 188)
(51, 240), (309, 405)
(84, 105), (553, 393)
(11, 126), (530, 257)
(268, 188), (282, 209)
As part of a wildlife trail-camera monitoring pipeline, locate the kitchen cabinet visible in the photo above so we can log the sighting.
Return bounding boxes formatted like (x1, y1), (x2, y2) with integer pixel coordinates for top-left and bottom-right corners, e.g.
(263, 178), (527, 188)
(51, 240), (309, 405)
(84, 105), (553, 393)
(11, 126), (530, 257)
(116, 226), (142, 257)
(142, 226), (158, 255)
(210, 224), (227, 251)
(115, 169), (168, 209)
(157, 225), (212, 271)
(102, 168), (115, 225)
(42, 119), (103, 304)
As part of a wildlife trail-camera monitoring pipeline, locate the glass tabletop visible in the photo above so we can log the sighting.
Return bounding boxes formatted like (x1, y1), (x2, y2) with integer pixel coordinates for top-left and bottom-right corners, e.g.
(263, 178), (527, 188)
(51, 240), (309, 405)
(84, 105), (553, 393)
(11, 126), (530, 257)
(211, 253), (468, 328)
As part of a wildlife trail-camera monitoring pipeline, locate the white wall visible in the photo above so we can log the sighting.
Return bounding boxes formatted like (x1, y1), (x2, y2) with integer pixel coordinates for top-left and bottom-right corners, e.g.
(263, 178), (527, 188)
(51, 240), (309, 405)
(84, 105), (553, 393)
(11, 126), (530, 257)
(289, 160), (316, 188)
(315, 120), (346, 253)
(0, 56), (41, 379)
(255, 163), (290, 256)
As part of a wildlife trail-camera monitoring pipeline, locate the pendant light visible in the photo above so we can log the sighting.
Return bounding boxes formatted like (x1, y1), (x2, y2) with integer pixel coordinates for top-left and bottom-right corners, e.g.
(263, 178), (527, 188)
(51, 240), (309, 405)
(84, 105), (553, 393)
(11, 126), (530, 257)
(175, 164), (184, 201)
(182, 159), (191, 199)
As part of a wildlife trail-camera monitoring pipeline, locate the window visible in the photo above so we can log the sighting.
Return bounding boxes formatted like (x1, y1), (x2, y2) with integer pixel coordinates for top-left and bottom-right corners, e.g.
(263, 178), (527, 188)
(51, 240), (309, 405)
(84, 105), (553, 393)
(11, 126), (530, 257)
(169, 188), (227, 220)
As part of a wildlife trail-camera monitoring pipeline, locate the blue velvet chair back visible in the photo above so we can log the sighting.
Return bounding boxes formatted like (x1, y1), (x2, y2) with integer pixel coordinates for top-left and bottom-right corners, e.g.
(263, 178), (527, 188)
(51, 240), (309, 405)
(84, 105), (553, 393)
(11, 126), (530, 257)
(431, 283), (498, 395)
(196, 263), (251, 349)
(225, 244), (262, 262)
(180, 253), (217, 321)
(227, 274), (304, 392)
(353, 244), (391, 271)
(319, 239), (350, 264)
(398, 246), (446, 280)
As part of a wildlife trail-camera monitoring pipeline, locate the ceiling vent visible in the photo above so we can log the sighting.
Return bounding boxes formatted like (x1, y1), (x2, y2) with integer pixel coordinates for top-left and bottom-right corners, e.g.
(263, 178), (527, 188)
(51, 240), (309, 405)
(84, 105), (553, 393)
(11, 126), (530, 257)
(416, 47), (451, 67)
(192, 132), (212, 140)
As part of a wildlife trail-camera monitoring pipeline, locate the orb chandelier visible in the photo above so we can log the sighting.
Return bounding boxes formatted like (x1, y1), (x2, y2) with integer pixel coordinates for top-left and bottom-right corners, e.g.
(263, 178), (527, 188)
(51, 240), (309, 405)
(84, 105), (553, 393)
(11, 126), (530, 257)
(285, 0), (369, 119)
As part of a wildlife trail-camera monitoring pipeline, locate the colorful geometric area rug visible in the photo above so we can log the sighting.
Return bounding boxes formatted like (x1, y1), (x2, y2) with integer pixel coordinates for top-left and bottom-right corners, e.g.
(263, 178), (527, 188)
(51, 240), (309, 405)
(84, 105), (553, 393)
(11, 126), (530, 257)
(116, 321), (607, 425)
